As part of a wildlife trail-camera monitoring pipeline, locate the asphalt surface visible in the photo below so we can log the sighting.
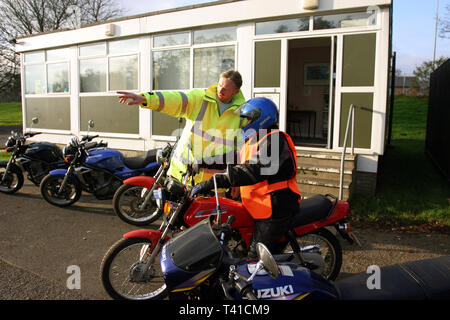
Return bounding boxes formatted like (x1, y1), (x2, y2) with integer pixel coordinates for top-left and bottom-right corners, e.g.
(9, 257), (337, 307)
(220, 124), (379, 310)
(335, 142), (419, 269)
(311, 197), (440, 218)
(0, 180), (162, 300)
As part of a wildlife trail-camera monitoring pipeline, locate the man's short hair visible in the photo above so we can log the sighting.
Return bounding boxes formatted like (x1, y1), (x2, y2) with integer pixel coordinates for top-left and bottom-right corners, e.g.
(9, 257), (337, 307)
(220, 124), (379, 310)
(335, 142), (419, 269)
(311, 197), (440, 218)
(220, 70), (242, 89)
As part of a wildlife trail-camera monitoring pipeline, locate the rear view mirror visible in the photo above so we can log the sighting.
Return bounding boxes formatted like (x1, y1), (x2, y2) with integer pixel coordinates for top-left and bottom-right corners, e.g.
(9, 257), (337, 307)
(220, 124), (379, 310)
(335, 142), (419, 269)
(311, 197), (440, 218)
(256, 243), (279, 279)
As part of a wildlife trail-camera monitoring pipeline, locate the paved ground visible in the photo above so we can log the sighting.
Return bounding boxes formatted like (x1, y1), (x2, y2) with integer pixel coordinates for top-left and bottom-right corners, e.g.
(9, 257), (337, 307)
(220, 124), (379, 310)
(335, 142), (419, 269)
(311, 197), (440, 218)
(0, 179), (448, 300)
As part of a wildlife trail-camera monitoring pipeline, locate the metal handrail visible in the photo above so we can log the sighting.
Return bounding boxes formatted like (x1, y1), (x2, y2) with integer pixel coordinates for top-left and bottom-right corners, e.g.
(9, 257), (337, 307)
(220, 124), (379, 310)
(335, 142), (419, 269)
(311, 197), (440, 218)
(339, 104), (355, 200)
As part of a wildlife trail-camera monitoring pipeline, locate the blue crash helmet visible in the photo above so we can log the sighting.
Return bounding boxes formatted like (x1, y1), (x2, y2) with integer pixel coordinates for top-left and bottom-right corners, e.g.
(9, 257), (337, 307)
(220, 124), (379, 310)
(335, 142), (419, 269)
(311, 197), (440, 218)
(240, 97), (278, 140)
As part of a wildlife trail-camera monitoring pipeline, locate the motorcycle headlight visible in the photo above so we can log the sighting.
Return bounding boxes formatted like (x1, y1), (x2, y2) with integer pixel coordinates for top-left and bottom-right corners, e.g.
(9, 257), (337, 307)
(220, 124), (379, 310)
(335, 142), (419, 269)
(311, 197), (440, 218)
(5, 136), (16, 148)
(63, 144), (76, 157)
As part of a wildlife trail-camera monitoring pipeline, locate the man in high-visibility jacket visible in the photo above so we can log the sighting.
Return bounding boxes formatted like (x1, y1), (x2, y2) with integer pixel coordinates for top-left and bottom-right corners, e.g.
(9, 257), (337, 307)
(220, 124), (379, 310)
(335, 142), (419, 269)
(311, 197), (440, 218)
(191, 97), (301, 258)
(118, 70), (246, 184)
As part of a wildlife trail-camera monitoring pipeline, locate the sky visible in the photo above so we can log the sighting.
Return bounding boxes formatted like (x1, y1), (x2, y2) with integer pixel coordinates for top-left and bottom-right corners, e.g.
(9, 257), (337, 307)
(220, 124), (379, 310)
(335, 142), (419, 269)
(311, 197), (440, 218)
(116, 0), (450, 76)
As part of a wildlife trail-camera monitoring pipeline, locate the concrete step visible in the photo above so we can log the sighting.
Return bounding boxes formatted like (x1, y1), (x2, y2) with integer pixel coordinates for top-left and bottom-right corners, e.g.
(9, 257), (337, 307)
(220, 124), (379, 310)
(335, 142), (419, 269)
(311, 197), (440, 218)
(295, 150), (356, 201)
(298, 155), (356, 172)
(297, 166), (353, 183)
(298, 180), (351, 201)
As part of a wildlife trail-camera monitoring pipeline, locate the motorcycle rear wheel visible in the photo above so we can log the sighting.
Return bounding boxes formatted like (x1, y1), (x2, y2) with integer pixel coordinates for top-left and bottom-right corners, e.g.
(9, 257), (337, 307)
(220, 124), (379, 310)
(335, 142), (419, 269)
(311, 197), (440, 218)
(100, 237), (167, 300)
(39, 174), (82, 207)
(0, 163), (24, 194)
(112, 183), (163, 226)
(285, 228), (342, 281)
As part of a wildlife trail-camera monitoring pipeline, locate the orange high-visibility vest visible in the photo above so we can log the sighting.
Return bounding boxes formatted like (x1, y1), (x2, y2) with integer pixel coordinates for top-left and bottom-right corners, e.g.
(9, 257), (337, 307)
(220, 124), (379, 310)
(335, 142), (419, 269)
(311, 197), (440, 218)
(240, 130), (301, 219)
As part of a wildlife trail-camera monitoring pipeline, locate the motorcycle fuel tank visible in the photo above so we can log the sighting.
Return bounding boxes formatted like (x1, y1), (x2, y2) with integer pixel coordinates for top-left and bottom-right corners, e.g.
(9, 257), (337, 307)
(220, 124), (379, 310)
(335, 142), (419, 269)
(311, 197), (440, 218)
(84, 148), (125, 171)
(184, 197), (255, 229)
(24, 142), (64, 163)
(236, 261), (339, 300)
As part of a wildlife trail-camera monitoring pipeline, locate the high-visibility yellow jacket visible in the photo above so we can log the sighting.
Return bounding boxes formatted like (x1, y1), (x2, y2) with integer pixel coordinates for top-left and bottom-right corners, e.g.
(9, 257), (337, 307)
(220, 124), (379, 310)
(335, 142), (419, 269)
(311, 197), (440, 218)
(140, 83), (246, 183)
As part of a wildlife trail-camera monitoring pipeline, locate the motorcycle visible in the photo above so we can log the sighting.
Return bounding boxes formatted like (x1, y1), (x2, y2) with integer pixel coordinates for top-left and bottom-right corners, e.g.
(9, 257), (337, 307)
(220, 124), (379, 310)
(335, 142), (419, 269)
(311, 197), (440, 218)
(39, 120), (160, 207)
(160, 218), (450, 300)
(0, 117), (64, 194)
(100, 169), (357, 300)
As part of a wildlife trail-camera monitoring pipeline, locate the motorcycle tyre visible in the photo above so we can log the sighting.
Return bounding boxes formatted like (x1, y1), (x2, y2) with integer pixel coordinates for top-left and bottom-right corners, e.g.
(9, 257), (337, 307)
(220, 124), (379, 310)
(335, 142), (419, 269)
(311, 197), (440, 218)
(112, 183), (163, 226)
(100, 237), (168, 300)
(39, 174), (82, 207)
(0, 162), (24, 194)
(293, 228), (342, 281)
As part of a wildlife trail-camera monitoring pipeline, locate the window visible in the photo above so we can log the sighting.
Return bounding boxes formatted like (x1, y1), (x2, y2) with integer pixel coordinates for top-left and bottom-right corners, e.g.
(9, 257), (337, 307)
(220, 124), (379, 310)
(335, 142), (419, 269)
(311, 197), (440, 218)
(153, 49), (190, 90)
(79, 39), (139, 92)
(24, 49), (69, 95)
(151, 27), (237, 137)
(80, 58), (106, 92)
(193, 46), (235, 88)
(193, 26), (236, 44)
(314, 11), (376, 30)
(256, 17), (309, 35)
(154, 32), (189, 48)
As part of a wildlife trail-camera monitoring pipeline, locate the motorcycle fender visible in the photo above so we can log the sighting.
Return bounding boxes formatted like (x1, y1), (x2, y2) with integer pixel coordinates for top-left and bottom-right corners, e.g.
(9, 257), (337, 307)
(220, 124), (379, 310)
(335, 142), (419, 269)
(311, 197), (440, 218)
(49, 168), (69, 176)
(123, 175), (158, 189)
(123, 229), (170, 252)
(48, 168), (79, 184)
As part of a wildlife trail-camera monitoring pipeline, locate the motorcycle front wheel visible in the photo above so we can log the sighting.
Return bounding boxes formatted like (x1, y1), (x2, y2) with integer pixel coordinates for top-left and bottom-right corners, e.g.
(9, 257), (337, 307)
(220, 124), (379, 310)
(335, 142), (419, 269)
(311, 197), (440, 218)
(100, 237), (167, 300)
(0, 162), (24, 194)
(39, 174), (82, 207)
(284, 228), (342, 281)
(112, 184), (163, 226)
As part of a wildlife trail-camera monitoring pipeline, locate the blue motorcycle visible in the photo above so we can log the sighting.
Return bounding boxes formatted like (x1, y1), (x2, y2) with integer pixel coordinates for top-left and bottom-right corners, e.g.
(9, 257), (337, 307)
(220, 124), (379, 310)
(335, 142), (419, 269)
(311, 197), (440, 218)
(39, 122), (159, 207)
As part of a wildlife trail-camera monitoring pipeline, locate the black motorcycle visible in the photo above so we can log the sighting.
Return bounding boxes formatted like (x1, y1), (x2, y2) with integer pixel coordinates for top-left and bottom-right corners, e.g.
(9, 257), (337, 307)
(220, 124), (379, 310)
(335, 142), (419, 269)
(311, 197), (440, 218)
(0, 118), (68, 194)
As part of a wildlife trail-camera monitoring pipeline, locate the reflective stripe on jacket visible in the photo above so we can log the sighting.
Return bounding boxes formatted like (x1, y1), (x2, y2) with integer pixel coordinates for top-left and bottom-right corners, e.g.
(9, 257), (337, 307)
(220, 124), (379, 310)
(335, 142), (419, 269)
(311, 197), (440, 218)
(239, 130), (301, 219)
(140, 84), (245, 183)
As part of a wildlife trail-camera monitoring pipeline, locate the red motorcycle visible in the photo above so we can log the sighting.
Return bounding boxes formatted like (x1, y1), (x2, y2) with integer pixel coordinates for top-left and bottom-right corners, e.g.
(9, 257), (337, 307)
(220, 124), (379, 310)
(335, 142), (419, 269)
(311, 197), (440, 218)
(101, 163), (357, 300)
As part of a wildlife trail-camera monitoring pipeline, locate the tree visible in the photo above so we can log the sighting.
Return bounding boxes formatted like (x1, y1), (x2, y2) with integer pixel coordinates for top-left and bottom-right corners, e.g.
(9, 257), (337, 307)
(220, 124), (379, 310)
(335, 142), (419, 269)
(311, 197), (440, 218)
(413, 57), (448, 95)
(439, 4), (450, 38)
(0, 0), (123, 102)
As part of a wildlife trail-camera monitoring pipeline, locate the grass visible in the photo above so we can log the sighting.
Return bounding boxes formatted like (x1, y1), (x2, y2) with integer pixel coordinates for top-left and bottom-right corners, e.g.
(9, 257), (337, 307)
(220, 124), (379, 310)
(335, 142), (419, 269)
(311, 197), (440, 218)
(0, 102), (22, 126)
(0, 102), (22, 161)
(349, 95), (450, 231)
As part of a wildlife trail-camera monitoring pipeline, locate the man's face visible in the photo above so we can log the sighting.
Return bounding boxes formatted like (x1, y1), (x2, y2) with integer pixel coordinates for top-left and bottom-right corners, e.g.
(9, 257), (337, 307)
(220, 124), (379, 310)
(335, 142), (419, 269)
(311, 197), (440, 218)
(217, 76), (239, 103)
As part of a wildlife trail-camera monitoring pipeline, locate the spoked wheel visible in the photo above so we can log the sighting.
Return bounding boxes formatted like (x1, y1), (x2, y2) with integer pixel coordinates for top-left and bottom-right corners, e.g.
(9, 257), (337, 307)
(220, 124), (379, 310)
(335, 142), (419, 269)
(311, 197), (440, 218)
(39, 174), (81, 207)
(113, 184), (162, 226)
(284, 228), (342, 281)
(100, 238), (167, 300)
(0, 163), (23, 194)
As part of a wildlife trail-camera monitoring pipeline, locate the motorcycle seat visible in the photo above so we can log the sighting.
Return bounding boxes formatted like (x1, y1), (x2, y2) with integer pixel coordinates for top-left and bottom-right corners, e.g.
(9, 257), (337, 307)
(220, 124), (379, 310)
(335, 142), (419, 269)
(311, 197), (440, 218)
(123, 149), (158, 170)
(335, 255), (450, 300)
(290, 194), (333, 228)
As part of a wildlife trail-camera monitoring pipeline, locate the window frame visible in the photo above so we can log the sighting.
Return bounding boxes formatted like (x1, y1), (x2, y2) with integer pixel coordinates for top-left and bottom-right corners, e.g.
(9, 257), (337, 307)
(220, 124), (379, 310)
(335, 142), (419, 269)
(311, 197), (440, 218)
(23, 49), (71, 96)
(78, 39), (141, 95)
(149, 26), (238, 139)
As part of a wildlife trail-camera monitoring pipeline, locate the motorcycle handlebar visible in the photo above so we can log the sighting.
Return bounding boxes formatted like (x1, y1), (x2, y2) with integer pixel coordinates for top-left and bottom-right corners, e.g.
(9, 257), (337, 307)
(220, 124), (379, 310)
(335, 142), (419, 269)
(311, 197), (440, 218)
(82, 134), (100, 142)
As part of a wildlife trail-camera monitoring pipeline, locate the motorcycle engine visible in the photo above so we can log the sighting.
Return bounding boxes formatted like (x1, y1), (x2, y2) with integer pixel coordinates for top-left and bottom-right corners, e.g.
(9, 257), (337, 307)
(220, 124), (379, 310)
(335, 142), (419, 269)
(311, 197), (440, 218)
(25, 161), (48, 185)
(77, 168), (122, 199)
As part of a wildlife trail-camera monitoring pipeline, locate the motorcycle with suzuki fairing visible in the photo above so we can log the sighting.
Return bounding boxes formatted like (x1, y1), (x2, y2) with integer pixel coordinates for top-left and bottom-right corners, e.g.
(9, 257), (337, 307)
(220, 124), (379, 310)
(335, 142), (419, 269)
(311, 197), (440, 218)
(39, 121), (159, 207)
(161, 218), (450, 300)
(100, 167), (358, 300)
